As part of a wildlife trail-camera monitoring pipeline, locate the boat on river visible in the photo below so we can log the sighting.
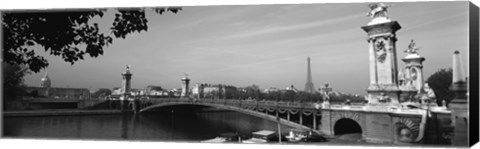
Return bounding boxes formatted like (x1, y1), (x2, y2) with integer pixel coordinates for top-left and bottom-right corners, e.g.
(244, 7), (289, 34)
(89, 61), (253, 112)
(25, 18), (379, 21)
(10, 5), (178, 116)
(285, 129), (308, 142)
(201, 133), (242, 143)
(285, 129), (327, 143)
(242, 130), (276, 143)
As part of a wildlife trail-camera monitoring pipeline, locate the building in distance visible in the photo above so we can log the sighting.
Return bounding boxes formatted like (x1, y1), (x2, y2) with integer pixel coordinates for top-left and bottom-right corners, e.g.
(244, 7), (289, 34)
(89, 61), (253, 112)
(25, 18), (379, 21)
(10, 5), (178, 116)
(24, 72), (91, 99)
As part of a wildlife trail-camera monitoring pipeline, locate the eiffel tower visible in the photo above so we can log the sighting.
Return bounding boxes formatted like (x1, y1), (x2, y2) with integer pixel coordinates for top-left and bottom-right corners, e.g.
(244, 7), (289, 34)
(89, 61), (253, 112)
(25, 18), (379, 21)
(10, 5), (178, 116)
(304, 57), (315, 93)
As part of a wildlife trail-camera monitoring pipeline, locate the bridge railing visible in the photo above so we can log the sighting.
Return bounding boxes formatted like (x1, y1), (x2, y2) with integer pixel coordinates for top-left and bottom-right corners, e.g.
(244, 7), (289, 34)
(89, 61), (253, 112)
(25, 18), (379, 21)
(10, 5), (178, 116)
(140, 98), (328, 111)
(288, 102), (301, 108)
(278, 101), (288, 107)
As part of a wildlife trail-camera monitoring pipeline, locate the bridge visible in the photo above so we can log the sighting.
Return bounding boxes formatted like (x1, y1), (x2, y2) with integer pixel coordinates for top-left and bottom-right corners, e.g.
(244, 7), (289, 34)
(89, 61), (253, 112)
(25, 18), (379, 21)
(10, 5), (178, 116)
(106, 97), (452, 145)
(138, 98), (324, 133)
(101, 3), (461, 145)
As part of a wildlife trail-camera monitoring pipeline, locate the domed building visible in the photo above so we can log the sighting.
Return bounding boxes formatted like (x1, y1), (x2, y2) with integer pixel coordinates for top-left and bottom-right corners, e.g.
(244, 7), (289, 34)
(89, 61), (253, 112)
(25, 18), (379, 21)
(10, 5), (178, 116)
(40, 71), (51, 88)
(25, 71), (90, 99)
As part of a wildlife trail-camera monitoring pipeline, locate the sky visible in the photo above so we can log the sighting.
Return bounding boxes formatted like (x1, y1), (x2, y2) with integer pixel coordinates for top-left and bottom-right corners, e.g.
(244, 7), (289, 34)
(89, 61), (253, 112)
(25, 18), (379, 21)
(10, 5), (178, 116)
(21, 1), (470, 95)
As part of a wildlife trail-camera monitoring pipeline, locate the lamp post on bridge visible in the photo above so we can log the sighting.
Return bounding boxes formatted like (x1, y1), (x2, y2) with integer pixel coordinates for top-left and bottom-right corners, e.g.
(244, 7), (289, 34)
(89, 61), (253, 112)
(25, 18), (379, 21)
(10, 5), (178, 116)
(314, 102), (321, 130)
(320, 82), (332, 108)
(276, 98), (282, 143)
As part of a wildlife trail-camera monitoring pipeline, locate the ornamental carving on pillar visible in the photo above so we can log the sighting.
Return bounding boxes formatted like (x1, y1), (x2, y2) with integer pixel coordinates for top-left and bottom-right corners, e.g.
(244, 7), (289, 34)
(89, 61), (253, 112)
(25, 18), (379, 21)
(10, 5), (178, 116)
(410, 68), (418, 81)
(393, 117), (420, 143)
(375, 40), (387, 63)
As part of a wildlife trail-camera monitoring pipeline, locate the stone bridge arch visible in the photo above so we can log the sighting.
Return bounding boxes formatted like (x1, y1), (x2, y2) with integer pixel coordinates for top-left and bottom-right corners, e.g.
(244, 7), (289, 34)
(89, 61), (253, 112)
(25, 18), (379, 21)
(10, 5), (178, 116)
(139, 102), (320, 134)
(331, 110), (366, 136)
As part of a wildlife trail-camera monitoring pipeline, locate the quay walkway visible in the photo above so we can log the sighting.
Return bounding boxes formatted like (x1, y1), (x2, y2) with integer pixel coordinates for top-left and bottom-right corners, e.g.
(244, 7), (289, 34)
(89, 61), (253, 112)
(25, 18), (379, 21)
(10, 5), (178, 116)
(3, 109), (126, 117)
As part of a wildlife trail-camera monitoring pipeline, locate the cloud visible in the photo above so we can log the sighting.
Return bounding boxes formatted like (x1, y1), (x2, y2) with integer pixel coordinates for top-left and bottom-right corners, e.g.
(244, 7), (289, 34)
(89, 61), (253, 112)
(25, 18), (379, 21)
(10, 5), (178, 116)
(172, 6), (264, 29)
(401, 11), (468, 32)
(225, 13), (363, 39)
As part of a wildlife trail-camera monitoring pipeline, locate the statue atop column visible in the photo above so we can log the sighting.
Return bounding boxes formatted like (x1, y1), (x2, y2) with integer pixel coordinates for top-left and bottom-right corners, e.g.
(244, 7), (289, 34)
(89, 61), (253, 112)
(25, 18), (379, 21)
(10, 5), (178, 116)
(366, 3), (392, 25)
(124, 65), (132, 74)
(404, 40), (420, 55)
(367, 3), (389, 18)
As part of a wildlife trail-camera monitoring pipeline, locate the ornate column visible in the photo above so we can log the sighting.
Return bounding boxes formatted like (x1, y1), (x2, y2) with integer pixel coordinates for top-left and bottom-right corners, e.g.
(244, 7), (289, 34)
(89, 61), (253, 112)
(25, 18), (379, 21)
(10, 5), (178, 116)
(401, 40), (426, 93)
(361, 3), (402, 105)
(368, 39), (378, 86)
(121, 65), (132, 111)
(448, 51), (469, 147)
(180, 73), (191, 98)
(121, 65), (132, 96)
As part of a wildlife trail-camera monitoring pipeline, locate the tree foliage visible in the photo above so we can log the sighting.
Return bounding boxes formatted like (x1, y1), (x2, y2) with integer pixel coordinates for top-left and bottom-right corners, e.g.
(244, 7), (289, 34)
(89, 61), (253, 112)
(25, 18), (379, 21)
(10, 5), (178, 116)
(2, 7), (181, 73)
(426, 68), (454, 106)
(3, 62), (29, 101)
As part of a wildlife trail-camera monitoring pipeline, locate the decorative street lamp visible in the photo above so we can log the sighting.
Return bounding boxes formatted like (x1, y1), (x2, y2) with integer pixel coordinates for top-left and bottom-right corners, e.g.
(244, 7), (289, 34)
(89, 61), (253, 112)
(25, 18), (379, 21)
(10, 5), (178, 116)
(319, 82), (332, 108)
(276, 98), (282, 143)
(314, 102), (321, 130)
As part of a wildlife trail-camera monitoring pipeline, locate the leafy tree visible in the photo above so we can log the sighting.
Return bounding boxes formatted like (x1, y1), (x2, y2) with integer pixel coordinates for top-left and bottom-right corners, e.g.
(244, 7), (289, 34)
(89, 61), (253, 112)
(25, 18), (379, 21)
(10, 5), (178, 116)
(224, 86), (238, 99)
(309, 92), (323, 103)
(2, 7), (181, 73)
(280, 90), (296, 101)
(3, 63), (29, 101)
(244, 84), (262, 99)
(426, 68), (454, 106)
(293, 91), (308, 102)
(264, 91), (281, 101)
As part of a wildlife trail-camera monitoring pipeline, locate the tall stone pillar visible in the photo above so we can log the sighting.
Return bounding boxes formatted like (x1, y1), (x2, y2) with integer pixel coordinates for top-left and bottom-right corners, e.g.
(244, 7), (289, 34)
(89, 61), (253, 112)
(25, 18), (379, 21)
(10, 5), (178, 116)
(181, 73), (191, 98)
(121, 65), (132, 111)
(121, 65), (133, 97)
(448, 51), (469, 147)
(361, 3), (402, 105)
(401, 40), (426, 94)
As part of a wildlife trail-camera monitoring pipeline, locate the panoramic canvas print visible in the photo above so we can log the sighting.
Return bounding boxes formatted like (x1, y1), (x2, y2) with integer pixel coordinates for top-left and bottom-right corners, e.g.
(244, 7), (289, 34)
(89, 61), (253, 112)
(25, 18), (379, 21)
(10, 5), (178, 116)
(1, 1), (475, 147)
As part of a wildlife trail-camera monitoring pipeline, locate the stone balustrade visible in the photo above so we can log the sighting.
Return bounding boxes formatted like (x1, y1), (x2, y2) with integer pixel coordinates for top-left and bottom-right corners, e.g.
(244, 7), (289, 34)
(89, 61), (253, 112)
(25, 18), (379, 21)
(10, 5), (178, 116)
(139, 98), (330, 111)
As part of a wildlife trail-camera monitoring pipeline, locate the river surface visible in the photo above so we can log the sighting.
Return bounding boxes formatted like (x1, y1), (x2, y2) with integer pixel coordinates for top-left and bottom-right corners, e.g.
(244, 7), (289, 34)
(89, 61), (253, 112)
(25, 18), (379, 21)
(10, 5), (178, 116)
(3, 108), (295, 142)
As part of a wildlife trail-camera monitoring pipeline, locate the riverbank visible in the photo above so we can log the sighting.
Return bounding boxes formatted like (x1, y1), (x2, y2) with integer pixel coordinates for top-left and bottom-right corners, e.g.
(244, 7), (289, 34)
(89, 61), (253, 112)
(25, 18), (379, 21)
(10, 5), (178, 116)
(3, 109), (129, 117)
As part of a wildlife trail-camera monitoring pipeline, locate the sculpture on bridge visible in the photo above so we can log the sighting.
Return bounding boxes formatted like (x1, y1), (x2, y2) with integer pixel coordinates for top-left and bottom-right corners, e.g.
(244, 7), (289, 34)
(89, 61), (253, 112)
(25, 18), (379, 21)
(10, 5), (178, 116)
(366, 3), (393, 25)
(423, 83), (436, 99)
(378, 93), (391, 103)
(398, 69), (415, 89)
(320, 82), (332, 108)
(404, 40), (420, 55)
(420, 83), (437, 106)
(367, 3), (389, 18)
(398, 70), (406, 86)
(399, 128), (414, 142)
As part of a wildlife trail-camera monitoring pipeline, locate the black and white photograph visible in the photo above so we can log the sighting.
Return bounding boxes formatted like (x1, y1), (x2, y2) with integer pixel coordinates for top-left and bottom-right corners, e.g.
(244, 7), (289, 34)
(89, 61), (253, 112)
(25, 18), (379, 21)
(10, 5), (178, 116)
(1, 0), (478, 148)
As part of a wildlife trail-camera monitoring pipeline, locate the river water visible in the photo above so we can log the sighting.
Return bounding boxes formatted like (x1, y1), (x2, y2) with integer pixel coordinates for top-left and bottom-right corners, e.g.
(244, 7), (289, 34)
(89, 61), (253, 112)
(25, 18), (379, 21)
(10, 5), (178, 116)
(3, 108), (294, 142)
